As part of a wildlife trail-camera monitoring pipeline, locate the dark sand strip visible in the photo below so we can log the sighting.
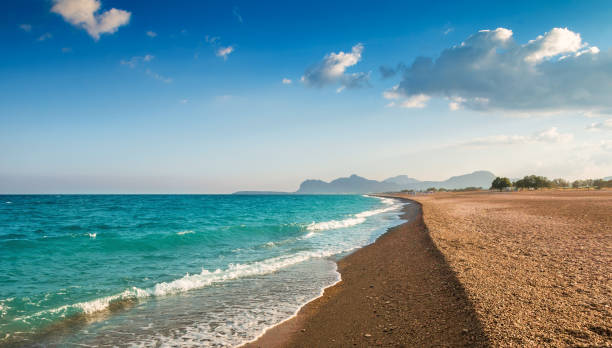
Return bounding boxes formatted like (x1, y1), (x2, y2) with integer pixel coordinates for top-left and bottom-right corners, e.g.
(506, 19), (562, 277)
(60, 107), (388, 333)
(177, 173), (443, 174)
(244, 200), (489, 347)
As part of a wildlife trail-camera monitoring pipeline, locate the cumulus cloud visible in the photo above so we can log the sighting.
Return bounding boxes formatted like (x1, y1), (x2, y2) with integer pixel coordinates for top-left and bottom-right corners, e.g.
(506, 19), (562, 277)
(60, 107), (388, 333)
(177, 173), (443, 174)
(524, 28), (584, 63)
(51, 0), (131, 40)
(146, 30), (157, 38)
(383, 85), (430, 108)
(302, 43), (370, 90)
(19, 24), (32, 32)
(282, 78), (292, 84)
(385, 27), (611, 114)
(462, 127), (573, 146)
(216, 46), (234, 60)
(587, 119), (612, 130)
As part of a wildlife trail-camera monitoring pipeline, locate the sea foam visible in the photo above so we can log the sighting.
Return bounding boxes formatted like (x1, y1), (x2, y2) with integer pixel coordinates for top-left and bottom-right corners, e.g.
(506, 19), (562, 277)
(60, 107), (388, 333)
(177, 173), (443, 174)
(16, 248), (350, 322)
(306, 196), (402, 232)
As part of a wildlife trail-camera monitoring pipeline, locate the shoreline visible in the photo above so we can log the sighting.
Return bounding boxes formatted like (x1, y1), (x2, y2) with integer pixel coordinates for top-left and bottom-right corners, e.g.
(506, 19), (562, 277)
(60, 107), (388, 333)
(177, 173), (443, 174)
(243, 197), (488, 347)
(238, 196), (410, 348)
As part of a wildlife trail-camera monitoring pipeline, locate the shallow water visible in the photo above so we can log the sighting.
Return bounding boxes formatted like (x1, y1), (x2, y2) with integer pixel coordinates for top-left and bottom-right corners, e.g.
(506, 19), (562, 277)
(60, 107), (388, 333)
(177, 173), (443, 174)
(0, 194), (405, 346)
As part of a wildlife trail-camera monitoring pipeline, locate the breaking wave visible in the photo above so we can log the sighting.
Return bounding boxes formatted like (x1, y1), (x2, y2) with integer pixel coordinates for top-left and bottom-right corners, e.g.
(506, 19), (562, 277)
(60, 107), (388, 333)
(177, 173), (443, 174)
(306, 197), (403, 232)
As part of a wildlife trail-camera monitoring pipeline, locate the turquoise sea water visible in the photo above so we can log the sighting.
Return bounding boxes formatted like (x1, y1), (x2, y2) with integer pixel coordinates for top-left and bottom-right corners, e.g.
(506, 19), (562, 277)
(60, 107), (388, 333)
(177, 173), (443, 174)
(0, 195), (405, 347)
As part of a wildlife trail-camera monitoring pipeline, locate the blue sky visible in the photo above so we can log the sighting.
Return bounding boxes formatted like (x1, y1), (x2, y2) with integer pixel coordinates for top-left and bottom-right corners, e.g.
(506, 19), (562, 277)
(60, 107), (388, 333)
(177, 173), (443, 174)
(1, 0), (612, 193)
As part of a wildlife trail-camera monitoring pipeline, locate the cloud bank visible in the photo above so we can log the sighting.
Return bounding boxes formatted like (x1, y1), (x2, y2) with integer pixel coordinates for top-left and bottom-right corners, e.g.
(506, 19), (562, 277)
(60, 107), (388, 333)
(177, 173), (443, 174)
(587, 119), (612, 131)
(384, 27), (612, 114)
(51, 0), (131, 40)
(302, 43), (370, 90)
(461, 127), (573, 147)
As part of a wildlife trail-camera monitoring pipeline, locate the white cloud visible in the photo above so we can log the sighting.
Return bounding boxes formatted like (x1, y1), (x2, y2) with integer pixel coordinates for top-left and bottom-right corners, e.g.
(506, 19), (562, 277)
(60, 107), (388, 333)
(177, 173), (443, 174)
(587, 119), (612, 130)
(462, 127), (573, 146)
(216, 46), (234, 60)
(382, 85), (401, 100)
(478, 27), (513, 42)
(282, 78), (292, 84)
(205, 36), (235, 60)
(400, 94), (430, 108)
(146, 69), (172, 83)
(37, 32), (53, 41)
(302, 43), (370, 90)
(146, 30), (157, 38)
(120, 54), (154, 68)
(533, 127), (574, 143)
(19, 24), (32, 32)
(524, 28), (584, 63)
(51, 0), (131, 40)
(383, 85), (430, 108)
(387, 27), (609, 114)
(448, 96), (466, 110)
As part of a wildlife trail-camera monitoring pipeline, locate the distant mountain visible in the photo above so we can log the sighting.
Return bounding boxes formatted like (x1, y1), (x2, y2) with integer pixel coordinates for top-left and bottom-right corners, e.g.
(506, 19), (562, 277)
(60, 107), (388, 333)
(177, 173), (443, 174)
(294, 170), (496, 194)
(297, 175), (397, 194)
(604, 176), (612, 181)
(382, 175), (421, 186)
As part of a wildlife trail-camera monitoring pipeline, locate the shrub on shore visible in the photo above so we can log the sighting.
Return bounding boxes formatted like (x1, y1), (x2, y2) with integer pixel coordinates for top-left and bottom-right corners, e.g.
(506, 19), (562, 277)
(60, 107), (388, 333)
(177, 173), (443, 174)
(493, 175), (611, 190)
(513, 175), (551, 190)
(491, 177), (512, 191)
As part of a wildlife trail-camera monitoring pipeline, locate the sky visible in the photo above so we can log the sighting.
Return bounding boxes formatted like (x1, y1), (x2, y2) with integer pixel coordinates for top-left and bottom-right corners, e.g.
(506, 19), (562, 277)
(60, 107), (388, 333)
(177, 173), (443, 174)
(1, 0), (612, 193)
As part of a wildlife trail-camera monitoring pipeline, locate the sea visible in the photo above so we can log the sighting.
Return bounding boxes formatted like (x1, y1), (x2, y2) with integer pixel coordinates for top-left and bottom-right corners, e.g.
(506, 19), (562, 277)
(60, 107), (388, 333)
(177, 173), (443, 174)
(0, 194), (406, 347)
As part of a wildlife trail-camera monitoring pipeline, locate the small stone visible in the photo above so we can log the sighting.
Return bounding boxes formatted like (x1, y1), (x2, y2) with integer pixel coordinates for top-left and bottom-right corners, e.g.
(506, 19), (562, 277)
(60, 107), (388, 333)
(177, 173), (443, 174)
(364, 333), (372, 338)
(301, 329), (306, 332)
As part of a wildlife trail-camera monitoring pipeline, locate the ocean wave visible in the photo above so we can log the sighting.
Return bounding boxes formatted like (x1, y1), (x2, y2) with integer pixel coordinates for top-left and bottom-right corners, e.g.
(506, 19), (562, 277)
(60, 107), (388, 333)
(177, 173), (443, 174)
(15, 249), (346, 323)
(306, 196), (403, 232)
(176, 230), (194, 235)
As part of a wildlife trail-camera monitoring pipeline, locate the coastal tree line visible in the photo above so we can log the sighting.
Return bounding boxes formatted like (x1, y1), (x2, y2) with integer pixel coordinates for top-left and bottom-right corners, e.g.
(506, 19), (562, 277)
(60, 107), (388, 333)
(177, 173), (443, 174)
(490, 175), (612, 191)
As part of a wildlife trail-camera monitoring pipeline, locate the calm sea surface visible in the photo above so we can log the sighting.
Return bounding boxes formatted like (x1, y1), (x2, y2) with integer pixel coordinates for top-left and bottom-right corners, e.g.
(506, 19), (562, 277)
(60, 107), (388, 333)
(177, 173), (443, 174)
(0, 194), (405, 347)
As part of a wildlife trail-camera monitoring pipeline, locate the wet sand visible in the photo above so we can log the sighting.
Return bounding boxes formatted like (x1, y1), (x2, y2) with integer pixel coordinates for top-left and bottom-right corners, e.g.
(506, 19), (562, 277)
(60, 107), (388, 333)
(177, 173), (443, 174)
(246, 190), (611, 347)
(244, 200), (488, 347)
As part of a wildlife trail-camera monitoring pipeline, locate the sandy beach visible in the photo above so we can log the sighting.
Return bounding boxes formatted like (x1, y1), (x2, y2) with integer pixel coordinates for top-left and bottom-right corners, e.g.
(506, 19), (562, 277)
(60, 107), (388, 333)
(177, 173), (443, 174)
(247, 190), (612, 347)
(245, 199), (488, 347)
